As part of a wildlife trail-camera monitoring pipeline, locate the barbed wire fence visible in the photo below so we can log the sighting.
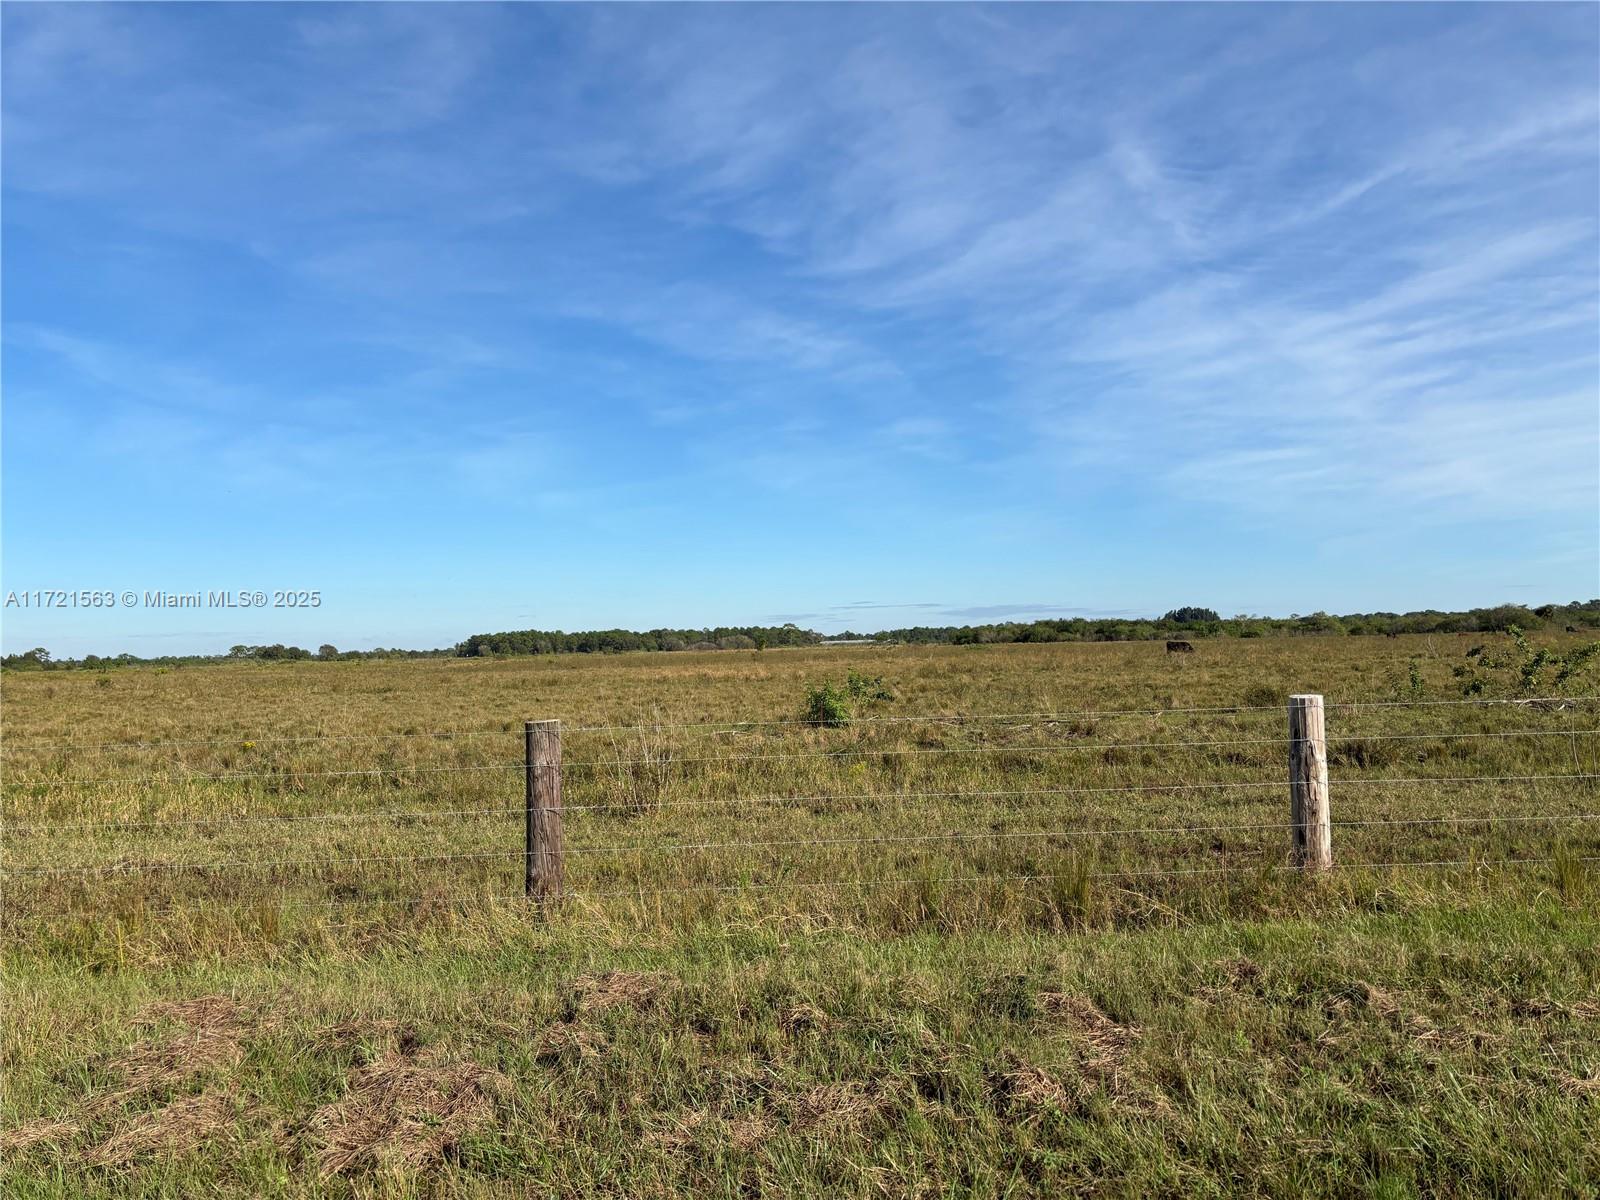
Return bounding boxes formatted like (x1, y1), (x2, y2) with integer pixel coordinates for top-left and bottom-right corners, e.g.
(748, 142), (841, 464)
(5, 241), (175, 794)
(2, 693), (1597, 923)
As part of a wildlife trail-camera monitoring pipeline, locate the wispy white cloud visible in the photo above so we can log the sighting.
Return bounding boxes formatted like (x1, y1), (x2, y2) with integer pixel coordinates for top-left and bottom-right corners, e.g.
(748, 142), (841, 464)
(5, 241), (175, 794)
(3, 3), (1595, 633)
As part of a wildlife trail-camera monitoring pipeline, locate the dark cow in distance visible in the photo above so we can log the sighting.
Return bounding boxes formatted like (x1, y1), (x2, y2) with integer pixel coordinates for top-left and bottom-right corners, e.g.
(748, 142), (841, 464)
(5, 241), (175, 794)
(1166, 640), (1195, 654)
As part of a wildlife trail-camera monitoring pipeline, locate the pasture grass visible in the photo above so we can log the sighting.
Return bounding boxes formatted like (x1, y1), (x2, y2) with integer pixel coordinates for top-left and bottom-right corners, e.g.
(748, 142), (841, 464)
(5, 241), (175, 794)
(2, 635), (1597, 1195)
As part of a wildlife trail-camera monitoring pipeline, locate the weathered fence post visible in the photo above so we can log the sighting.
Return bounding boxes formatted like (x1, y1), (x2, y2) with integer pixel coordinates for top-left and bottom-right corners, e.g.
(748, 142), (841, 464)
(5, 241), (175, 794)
(525, 719), (563, 903)
(1288, 694), (1332, 871)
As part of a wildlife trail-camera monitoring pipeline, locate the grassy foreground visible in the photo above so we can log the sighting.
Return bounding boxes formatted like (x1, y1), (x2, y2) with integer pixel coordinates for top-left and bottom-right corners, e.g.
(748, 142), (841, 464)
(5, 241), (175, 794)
(2, 636), (1598, 1195)
(4, 903), (1598, 1198)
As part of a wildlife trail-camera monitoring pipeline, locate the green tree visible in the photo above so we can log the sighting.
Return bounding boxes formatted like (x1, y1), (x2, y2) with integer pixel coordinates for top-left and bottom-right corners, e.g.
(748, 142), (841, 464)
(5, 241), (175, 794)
(1163, 607), (1220, 624)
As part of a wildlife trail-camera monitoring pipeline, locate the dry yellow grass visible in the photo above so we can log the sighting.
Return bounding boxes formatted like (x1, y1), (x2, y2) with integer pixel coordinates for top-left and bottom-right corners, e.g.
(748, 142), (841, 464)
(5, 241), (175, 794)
(3, 635), (1596, 953)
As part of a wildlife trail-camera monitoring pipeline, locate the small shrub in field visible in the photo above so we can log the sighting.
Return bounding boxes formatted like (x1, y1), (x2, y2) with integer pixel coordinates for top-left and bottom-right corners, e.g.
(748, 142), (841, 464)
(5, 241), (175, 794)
(1454, 626), (1600, 696)
(803, 671), (894, 727)
(804, 683), (853, 728)
(845, 670), (893, 703)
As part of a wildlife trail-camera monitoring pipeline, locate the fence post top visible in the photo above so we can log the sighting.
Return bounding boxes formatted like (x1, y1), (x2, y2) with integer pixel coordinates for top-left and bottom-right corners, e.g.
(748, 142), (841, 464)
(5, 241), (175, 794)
(1289, 693), (1324, 703)
(525, 718), (561, 730)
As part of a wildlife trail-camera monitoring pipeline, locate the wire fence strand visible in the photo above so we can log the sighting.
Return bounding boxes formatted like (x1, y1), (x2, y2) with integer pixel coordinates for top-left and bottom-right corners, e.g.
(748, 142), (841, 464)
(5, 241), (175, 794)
(8, 810), (1597, 878)
(551, 728), (1600, 770)
(6, 696), (1598, 923)
(5, 694), (1594, 751)
(4, 848), (520, 878)
(6, 772), (1599, 831)
(566, 855), (1600, 901)
(2, 805), (521, 833)
(11, 853), (1589, 919)
(552, 811), (1600, 860)
(11, 724), (1595, 788)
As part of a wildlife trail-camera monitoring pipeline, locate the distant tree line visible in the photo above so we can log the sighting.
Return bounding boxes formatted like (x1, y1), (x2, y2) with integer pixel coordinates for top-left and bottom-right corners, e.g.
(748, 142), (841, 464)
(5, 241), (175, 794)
(868, 601), (1600, 646)
(6, 602), (1597, 671)
(456, 624), (823, 657)
(0, 643), (455, 671)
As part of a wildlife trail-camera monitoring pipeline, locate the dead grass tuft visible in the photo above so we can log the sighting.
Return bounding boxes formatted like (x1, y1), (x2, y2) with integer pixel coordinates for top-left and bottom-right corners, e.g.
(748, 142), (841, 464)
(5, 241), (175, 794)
(1038, 992), (1141, 1056)
(786, 1081), (888, 1132)
(779, 1002), (834, 1035)
(86, 994), (253, 1114)
(533, 1023), (608, 1065)
(134, 995), (247, 1031)
(87, 1091), (238, 1165)
(308, 1019), (421, 1059)
(991, 1059), (1081, 1115)
(0, 1117), (80, 1153)
(570, 970), (678, 1014)
(308, 1048), (510, 1176)
(1349, 980), (1400, 1018)
(647, 1108), (773, 1153)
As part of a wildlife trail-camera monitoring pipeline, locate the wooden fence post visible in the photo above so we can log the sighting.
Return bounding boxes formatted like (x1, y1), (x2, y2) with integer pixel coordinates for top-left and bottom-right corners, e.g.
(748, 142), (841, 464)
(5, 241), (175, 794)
(1288, 694), (1332, 871)
(525, 719), (563, 903)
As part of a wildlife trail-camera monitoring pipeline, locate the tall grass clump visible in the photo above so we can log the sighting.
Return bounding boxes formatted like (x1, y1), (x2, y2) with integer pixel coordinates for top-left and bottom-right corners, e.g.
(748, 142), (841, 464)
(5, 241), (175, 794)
(606, 716), (675, 814)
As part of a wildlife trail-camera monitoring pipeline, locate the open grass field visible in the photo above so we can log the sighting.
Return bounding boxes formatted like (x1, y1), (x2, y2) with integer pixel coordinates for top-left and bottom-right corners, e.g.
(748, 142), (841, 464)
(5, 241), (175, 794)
(3, 634), (1598, 1197)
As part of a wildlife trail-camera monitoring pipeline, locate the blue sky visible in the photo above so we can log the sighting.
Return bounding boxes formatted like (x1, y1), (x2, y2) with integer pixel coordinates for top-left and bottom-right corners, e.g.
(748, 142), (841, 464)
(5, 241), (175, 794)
(2, 3), (1597, 656)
